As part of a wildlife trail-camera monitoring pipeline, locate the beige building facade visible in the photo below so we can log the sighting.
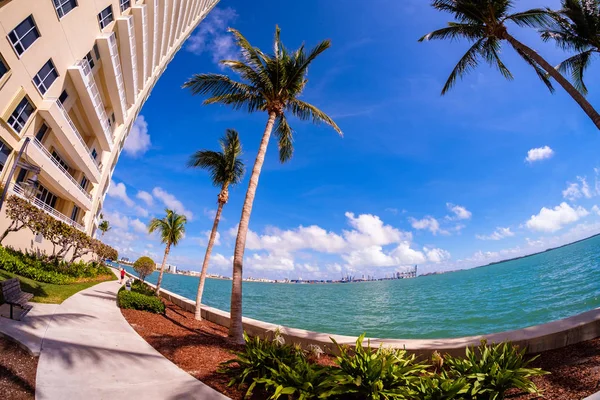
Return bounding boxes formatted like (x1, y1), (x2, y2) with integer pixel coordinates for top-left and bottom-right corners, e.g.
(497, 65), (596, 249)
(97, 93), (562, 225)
(0, 0), (219, 247)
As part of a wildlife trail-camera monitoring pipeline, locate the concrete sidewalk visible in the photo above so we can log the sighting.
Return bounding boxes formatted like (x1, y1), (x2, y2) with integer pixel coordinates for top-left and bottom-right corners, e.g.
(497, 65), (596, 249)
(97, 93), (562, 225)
(35, 278), (229, 400)
(0, 302), (58, 356)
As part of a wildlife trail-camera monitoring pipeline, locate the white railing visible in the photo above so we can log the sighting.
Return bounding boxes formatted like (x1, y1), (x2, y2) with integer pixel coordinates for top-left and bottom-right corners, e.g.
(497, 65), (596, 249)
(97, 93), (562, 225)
(168, 0), (178, 48)
(55, 100), (102, 174)
(126, 16), (139, 96)
(30, 138), (93, 202)
(152, 0), (159, 70)
(140, 5), (149, 82)
(76, 59), (114, 148)
(108, 33), (128, 118)
(161, 0), (170, 57)
(11, 184), (85, 231)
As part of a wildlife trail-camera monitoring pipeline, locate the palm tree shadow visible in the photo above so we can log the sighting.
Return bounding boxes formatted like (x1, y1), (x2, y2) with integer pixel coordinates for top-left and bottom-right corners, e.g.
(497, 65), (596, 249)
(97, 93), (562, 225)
(0, 363), (35, 395)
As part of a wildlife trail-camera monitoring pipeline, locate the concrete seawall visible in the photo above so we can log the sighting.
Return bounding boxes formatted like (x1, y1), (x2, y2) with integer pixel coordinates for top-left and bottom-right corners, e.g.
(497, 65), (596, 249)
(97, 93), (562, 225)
(122, 271), (600, 357)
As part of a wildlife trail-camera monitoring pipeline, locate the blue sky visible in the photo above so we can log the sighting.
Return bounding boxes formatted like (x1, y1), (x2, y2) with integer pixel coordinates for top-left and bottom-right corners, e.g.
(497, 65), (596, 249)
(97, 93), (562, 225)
(102, 0), (600, 279)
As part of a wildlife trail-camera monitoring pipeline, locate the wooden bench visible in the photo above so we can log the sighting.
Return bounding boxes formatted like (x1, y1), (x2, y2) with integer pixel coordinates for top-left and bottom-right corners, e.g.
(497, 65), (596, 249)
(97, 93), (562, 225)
(0, 278), (33, 319)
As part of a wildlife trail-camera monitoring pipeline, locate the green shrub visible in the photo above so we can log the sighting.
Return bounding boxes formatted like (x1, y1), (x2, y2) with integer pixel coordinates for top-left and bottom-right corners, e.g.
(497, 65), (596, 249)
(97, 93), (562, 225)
(133, 256), (155, 282)
(444, 340), (548, 400)
(117, 287), (165, 314)
(411, 373), (470, 400)
(255, 357), (327, 399)
(130, 280), (156, 297)
(320, 334), (428, 399)
(220, 331), (307, 398)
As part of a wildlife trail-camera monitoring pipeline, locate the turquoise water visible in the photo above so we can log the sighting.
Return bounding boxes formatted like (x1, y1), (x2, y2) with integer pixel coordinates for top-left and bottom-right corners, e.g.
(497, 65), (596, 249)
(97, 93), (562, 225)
(116, 234), (600, 339)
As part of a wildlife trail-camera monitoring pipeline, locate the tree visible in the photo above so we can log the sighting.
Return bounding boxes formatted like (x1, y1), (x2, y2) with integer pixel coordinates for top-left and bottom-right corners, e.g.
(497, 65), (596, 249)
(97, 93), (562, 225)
(183, 26), (342, 342)
(540, 0), (600, 95)
(147, 209), (187, 295)
(188, 129), (245, 320)
(1, 196), (41, 244)
(98, 220), (111, 236)
(419, 0), (600, 129)
(133, 256), (155, 283)
(70, 230), (93, 262)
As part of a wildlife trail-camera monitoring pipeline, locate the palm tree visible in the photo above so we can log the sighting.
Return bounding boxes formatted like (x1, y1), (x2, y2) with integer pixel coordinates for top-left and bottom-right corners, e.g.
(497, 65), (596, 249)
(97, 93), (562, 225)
(540, 0), (600, 95)
(183, 26), (342, 343)
(188, 129), (245, 321)
(98, 220), (110, 236)
(148, 209), (187, 295)
(419, 0), (600, 129)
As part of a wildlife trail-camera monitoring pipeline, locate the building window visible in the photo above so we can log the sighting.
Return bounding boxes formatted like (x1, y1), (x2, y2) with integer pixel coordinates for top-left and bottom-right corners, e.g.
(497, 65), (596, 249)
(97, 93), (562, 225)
(53, 0), (78, 18)
(36, 184), (57, 208)
(84, 51), (94, 70)
(7, 97), (34, 133)
(8, 16), (40, 56)
(80, 175), (88, 190)
(70, 205), (80, 222)
(58, 90), (68, 104)
(98, 6), (113, 29)
(33, 59), (59, 95)
(0, 57), (9, 80)
(51, 150), (70, 171)
(91, 148), (97, 160)
(119, 0), (131, 12)
(35, 124), (48, 142)
(93, 44), (100, 60)
(0, 139), (12, 172)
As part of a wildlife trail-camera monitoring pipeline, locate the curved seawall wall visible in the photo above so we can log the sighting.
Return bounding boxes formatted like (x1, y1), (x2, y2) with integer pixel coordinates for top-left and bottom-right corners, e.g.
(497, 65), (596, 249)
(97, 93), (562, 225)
(123, 270), (600, 357)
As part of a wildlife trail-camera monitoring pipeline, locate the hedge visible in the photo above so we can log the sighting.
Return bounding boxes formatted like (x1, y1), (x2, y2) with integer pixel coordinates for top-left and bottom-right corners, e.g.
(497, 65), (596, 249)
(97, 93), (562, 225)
(117, 286), (166, 314)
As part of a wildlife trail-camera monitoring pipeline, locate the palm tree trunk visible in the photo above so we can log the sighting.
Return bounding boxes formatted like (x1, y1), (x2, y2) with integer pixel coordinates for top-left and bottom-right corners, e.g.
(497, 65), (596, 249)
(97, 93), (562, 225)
(194, 195), (226, 320)
(155, 243), (170, 295)
(229, 111), (277, 343)
(505, 33), (600, 130)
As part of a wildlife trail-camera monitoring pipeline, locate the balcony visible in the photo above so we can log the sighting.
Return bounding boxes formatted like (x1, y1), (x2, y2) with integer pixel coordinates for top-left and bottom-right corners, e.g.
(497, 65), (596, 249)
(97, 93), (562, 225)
(116, 16), (139, 106)
(151, 0), (160, 71)
(132, 5), (149, 85)
(10, 183), (85, 232)
(68, 60), (114, 151)
(97, 32), (127, 124)
(38, 100), (102, 183)
(26, 137), (93, 210)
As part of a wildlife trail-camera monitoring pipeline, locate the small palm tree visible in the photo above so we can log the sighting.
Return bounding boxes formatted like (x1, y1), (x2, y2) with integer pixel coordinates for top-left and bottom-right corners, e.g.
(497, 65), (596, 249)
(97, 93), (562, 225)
(98, 220), (110, 236)
(183, 26), (342, 343)
(419, 0), (600, 129)
(541, 0), (600, 95)
(148, 209), (187, 295)
(188, 129), (245, 321)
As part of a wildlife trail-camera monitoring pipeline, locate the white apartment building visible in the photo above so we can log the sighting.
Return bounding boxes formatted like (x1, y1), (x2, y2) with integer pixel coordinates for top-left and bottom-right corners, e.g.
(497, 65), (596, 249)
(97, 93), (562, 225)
(0, 0), (219, 246)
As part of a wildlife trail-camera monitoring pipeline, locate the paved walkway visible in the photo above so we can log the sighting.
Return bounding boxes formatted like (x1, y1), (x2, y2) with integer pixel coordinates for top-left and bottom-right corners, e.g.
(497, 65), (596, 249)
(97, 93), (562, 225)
(0, 276), (228, 399)
(0, 302), (58, 356)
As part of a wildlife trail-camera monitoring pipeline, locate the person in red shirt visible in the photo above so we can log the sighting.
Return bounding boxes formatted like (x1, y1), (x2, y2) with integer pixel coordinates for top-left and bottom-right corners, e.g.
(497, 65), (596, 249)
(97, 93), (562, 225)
(120, 268), (126, 284)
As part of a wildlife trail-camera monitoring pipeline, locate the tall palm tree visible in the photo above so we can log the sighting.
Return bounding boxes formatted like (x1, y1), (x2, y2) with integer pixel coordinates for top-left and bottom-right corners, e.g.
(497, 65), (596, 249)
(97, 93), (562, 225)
(188, 129), (245, 321)
(419, 0), (600, 129)
(148, 209), (187, 295)
(183, 26), (342, 343)
(540, 0), (600, 95)
(98, 220), (110, 236)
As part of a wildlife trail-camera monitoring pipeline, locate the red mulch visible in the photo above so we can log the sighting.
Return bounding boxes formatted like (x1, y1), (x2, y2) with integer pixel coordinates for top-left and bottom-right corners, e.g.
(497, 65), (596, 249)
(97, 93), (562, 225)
(122, 300), (600, 400)
(0, 337), (37, 400)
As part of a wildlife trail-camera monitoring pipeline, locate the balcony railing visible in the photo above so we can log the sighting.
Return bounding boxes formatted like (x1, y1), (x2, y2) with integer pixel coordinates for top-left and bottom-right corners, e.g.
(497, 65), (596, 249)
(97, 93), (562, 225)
(55, 100), (102, 175)
(152, 0), (159, 70)
(11, 183), (85, 231)
(141, 5), (149, 82)
(126, 17), (139, 96)
(108, 32), (128, 118)
(30, 138), (92, 202)
(76, 59), (113, 148)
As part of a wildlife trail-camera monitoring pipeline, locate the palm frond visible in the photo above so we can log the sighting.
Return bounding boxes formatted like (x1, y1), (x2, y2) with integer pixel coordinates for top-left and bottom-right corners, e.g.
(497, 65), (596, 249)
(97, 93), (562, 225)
(287, 99), (342, 135)
(482, 38), (513, 80)
(188, 129), (245, 186)
(505, 8), (553, 28)
(274, 115), (294, 163)
(419, 23), (485, 42)
(557, 49), (594, 94)
(203, 93), (266, 112)
(182, 74), (256, 98)
(511, 45), (556, 92)
(148, 209), (187, 246)
(441, 38), (485, 95)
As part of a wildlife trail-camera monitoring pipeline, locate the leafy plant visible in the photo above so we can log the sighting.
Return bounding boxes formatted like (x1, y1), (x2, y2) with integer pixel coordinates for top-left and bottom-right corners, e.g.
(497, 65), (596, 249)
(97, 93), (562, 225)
(220, 331), (306, 398)
(255, 357), (327, 399)
(444, 340), (549, 400)
(321, 334), (429, 399)
(411, 372), (470, 400)
(133, 256), (155, 282)
(117, 287), (165, 314)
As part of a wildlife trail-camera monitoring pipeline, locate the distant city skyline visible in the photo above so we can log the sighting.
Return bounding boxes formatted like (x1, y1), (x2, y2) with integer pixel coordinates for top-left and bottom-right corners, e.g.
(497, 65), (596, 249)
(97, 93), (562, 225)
(102, 0), (600, 280)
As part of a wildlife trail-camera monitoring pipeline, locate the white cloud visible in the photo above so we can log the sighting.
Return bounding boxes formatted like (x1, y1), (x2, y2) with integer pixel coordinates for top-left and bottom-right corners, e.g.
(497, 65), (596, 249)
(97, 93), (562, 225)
(562, 176), (592, 201)
(246, 253), (295, 271)
(103, 210), (129, 230)
(107, 181), (134, 207)
(446, 203), (472, 220)
(152, 187), (194, 220)
(136, 190), (153, 206)
(204, 208), (217, 219)
(124, 116), (151, 157)
(476, 227), (515, 241)
(130, 219), (148, 234)
(409, 216), (445, 235)
(424, 247), (451, 263)
(526, 202), (589, 233)
(186, 7), (238, 65)
(525, 146), (554, 163)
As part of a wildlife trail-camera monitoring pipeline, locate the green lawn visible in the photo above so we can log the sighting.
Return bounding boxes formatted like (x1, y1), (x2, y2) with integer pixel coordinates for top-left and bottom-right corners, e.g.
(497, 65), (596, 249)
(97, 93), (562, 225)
(0, 270), (116, 304)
